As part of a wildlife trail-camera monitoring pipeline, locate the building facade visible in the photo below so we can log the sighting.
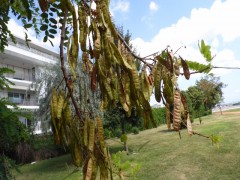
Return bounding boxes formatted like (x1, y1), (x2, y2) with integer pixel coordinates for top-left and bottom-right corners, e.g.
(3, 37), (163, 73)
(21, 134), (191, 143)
(0, 37), (58, 134)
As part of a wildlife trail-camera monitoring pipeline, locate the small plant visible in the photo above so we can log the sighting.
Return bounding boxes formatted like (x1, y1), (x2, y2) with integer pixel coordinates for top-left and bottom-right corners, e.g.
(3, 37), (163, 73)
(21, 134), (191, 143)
(210, 134), (223, 148)
(111, 151), (141, 179)
(120, 134), (128, 143)
(132, 127), (139, 134)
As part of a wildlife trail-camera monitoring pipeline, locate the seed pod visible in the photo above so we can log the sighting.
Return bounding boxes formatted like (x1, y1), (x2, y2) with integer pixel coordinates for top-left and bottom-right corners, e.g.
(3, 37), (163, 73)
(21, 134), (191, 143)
(93, 23), (101, 57)
(51, 88), (58, 117)
(97, 117), (104, 143)
(119, 80), (129, 112)
(173, 90), (182, 131)
(174, 61), (180, 76)
(85, 158), (93, 180)
(90, 65), (97, 91)
(102, 1), (118, 39)
(99, 158), (108, 180)
(186, 113), (193, 136)
(50, 96), (60, 144)
(67, 37), (77, 79)
(109, 41), (132, 70)
(166, 103), (171, 130)
(103, 80), (113, 100)
(154, 62), (162, 102)
(131, 64), (140, 90)
(72, 141), (82, 167)
(180, 57), (190, 80)
(88, 120), (95, 152)
(57, 90), (64, 120)
(180, 93), (188, 120)
(84, 119), (89, 147)
(64, 103), (71, 126)
(78, 3), (87, 52)
(38, 0), (48, 12)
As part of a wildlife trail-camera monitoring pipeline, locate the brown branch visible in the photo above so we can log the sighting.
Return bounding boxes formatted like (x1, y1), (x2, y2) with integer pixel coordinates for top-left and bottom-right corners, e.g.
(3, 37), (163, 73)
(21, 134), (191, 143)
(181, 65), (240, 76)
(192, 131), (210, 139)
(117, 32), (153, 69)
(212, 66), (240, 69)
(60, 9), (83, 125)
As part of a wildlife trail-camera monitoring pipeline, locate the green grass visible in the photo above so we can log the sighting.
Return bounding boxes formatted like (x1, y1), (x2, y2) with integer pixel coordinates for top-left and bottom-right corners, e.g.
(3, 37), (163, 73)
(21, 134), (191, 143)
(14, 112), (240, 179)
(13, 155), (82, 180)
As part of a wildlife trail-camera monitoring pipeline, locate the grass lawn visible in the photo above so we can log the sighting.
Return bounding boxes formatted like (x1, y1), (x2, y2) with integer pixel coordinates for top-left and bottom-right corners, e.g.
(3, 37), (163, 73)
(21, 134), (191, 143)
(13, 112), (240, 179)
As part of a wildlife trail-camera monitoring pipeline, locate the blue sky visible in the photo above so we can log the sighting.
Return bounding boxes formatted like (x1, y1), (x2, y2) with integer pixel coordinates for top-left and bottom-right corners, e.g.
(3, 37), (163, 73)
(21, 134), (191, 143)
(7, 0), (240, 105)
(109, 0), (240, 105)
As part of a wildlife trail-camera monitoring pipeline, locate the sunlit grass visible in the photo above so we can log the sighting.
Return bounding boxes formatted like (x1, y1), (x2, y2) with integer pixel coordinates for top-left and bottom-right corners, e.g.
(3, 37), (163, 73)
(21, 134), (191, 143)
(14, 111), (240, 179)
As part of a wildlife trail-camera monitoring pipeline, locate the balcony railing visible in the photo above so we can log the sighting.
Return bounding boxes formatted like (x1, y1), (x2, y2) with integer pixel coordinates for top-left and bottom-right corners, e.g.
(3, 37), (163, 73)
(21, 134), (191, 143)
(8, 98), (38, 106)
(6, 73), (33, 81)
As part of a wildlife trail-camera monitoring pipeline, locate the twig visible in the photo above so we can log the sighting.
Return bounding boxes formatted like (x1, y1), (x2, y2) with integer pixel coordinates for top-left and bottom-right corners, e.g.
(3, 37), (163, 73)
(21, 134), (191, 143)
(192, 131), (210, 139)
(117, 32), (153, 69)
(212, 66), (240, 69)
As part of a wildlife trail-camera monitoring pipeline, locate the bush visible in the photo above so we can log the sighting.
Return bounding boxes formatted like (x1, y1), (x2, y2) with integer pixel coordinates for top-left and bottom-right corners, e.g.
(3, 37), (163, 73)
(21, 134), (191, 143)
(114, 129), (122, 138)
(0, 154), (15, 180)
(104, 129), (113, 139)
(0, 98), (30, 161)
(152, 107), (166, 125)
(132, 127), (139, 134)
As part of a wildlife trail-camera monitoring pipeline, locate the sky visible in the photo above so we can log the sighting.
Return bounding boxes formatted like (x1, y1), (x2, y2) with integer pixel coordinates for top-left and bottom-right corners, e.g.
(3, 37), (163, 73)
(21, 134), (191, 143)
(7, 0), (240, 105)
(109, 0), (240, 105)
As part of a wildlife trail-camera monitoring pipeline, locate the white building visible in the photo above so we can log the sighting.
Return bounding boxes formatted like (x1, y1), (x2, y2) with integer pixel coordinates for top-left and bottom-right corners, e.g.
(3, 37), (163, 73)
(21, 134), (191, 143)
(0, 37), (59, 134)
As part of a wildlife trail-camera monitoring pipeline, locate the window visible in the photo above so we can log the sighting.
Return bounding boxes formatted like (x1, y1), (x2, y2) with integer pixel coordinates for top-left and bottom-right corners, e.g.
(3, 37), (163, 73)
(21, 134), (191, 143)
(8, 92), (25, 104)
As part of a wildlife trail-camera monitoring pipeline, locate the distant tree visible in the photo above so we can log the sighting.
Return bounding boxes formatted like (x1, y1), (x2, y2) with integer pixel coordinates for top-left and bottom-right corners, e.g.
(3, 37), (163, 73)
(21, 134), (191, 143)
(185, 74), (226, 120)
(196, 74), (226, 110)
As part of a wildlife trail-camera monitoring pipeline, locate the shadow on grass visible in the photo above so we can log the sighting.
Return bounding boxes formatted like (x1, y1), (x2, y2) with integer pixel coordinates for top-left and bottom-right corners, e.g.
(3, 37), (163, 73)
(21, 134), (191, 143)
(20, 154), (73, 174)
(158, 129), (174, 133)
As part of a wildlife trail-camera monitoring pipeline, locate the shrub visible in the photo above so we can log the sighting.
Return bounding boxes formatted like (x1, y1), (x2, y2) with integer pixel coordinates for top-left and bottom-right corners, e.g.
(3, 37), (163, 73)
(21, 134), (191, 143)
(114, 129), (122, 138)
(0, 154), (16, 180)
(152, 107), (166, 125)
(132, 127), (139, 134)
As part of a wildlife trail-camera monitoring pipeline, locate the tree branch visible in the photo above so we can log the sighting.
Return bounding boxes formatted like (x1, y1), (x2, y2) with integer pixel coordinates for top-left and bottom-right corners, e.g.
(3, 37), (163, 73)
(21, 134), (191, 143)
(60, 9), (83, 125)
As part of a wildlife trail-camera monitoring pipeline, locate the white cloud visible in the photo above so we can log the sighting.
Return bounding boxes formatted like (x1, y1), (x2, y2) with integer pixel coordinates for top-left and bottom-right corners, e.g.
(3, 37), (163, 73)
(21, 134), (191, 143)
(7, 19), (60, 52)
(149, 1), (159, 12)
(110, 0), (129, 16)
(132, 0), (240, 73)
(211, 49), (240, 75)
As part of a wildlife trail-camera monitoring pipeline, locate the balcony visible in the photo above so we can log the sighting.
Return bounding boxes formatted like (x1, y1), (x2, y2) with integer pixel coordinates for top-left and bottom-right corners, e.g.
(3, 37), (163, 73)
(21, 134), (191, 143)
(6, 72), (34, 82)
(8, 97), (38, 106)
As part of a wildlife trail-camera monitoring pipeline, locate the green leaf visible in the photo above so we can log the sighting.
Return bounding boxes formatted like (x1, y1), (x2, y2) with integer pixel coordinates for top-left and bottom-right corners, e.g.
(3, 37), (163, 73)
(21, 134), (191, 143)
(49, 29), (57, 34)
(43, 36), (48, 42)
(32, 18), (36, 24)
(198, 40), (214, 62)
(41, 12), (48, 19)
(186, 60), (212, 73)
(49, 39), (54, 47)
(50, 7), (57, 12)
(23, 24), (32, 29)
(40, 24), (48, 31)
(49, 18), (57, 24)
(48, 34), (54, 39)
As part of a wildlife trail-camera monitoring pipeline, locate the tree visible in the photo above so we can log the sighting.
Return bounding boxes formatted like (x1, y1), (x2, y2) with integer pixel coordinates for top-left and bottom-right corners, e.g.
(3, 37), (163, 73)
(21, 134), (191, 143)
(0, 67), (30, 180)
(185, 74), (226, 121)
(196, 74), (225, 111)
(1, 1), (217, 179)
